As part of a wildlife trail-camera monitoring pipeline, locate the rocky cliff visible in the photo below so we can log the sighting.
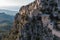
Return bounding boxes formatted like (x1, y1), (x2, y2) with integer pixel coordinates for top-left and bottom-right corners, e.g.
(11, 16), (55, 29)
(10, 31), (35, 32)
(2, 0), (60, 40)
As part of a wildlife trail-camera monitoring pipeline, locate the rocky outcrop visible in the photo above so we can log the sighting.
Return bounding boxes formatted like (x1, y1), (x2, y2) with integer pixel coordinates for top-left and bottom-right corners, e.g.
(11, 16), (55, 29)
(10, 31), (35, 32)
(2, 0), (60, 40)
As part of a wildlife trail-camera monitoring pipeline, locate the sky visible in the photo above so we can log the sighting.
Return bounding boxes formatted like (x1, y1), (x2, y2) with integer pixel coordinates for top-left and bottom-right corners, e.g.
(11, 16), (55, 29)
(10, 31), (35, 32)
(0, 0), (34, 11)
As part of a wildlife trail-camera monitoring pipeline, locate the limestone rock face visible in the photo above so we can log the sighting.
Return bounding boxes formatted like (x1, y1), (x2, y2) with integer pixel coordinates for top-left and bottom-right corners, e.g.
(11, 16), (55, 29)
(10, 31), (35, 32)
(2, 0), (60, 40)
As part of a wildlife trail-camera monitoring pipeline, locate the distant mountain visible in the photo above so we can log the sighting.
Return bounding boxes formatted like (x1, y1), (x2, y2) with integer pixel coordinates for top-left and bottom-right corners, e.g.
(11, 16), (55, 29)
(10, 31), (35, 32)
(0, 13), (14, 22)
(0, 13), (14, 31)
(0, 6), (21, 11)
(0, 9), (17, 16)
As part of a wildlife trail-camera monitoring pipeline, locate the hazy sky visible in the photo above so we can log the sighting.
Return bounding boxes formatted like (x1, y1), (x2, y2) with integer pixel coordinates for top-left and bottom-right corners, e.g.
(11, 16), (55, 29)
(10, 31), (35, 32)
(0, 0), (59, 15)
(0, 0), (34, 11)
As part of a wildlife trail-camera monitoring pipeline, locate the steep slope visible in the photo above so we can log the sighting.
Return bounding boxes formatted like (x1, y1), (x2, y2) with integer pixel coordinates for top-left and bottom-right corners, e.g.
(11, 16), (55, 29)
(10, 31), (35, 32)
(2, 0), (60, 40)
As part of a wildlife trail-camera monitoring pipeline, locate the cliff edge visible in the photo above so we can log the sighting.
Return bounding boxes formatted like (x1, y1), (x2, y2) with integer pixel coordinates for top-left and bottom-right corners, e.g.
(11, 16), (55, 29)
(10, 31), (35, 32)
(2, 0), (60, 40)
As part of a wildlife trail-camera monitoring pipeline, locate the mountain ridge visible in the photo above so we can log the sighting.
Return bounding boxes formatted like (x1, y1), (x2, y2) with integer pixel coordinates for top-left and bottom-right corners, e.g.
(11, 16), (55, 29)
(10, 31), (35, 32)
(2, 0), (60, 40)
(0, 13), (14, 31)
(0, 9), (17, 16)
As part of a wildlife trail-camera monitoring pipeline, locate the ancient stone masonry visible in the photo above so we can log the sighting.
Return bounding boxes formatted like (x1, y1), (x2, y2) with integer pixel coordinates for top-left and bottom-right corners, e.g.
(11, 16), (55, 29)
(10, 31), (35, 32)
(2, 0), (60, 40)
